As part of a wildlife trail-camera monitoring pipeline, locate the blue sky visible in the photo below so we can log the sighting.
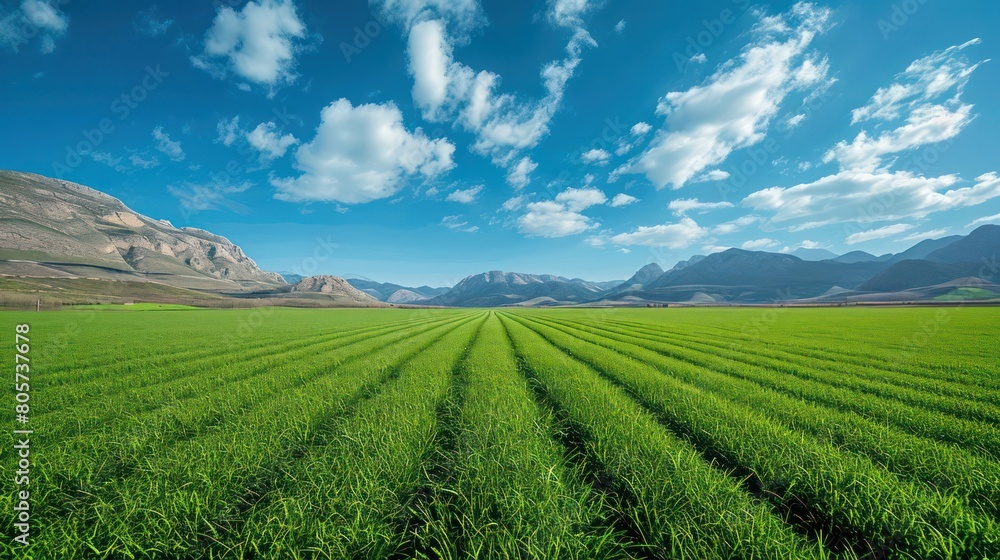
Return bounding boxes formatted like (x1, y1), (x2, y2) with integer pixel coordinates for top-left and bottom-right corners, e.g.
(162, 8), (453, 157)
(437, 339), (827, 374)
(2, 0), (999, 286)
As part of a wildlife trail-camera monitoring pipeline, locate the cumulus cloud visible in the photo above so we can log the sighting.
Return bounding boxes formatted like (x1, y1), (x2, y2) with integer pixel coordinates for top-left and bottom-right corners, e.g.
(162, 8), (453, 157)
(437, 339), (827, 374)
(517, 185), (605, 237)
(845, 223), (914, 245)
(668, 198), (734, 216)
(609, 217), (708, 249)
(556, 187), (607, 211)
(272, 99), (456, 204)
(152, 126), (185, 161)
(0, 0), (69, 53)
(744, 171), (1000, 228)
(506, 156), (537, 190)
(192, 0), (309, 94)
(446, 185), (483, 204)
(610, 193), (639, 207)
(519, 201), (596, 237)
(616, 2), (834, 189)
(581, 148), (612, 165)
(247, 121), (298, 160)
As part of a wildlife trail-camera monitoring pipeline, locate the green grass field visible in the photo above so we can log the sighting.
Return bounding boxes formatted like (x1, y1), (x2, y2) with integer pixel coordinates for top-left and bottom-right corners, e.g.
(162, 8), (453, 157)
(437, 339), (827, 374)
(1, 307), (998, 559)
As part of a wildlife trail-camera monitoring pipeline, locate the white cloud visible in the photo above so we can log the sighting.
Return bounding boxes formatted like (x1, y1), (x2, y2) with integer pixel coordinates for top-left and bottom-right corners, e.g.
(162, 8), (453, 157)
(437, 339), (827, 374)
(630, 122), (652, 136)
(129, 153), (160, 169)
(446, 185), (483, 204)
(825, 104), (974, 173)
(610, 193), (639, 207)
(192, 0), (308, 93)
(609, 217), (708, 249)
(693, 169), (731, 183)
(822, 41), (985, 173)
(690, 53), (707, 64)
(135, 6), (174, 37)
(616, 122), (654, 155)
(712, 215), (760, 235)
(845, 224), (914, 245)
(745, 39), (994, 232)
(614, 19), (626, 34)
(272, 99), (456, 204)
(617, 2), (834, 189)
(519, 201), (597, 237)
(168, 180), (253, 212)
(785, 113), (806, 128)
(581, 148), (611, 165)
(247, 121), (299, 160)
(517, 185), (605, 238)
(1, 0), (69, 53)
(152, 126), (185, 161)
(851, 39), (985, 124)
(967, 213), (1000, 228)
(373, 0), (484, 38)
(703, 244), (733, 254)
(441, 215), (479, 233)
(744, 171), (1000, 229)
(901, 228), (950, 242)
(741, 238), (779, 250)
(556, 187), (607, 211)
(216, 117), (241, 146)
(502, 195), (525, 211)
(668, 198), (734, 216)
(391, 0), (597, 171)
(506, 156), (537, 190)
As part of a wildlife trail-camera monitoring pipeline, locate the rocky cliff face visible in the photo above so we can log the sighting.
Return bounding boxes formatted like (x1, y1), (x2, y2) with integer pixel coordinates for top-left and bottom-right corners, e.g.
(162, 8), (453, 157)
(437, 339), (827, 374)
(0, 170), (285, 290)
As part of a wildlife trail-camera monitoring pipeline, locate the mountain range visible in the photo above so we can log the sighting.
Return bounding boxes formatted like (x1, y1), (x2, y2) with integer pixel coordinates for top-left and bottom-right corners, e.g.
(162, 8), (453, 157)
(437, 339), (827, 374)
(1, 170), (998, 307)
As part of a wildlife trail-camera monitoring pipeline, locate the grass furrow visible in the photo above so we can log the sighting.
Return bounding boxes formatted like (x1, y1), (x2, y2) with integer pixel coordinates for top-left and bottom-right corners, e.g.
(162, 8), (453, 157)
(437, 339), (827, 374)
(508, 313), (1000, 559)
(498, 313), (823, 560)
(13, 315), (479, 558)
(523, 313), (1000, 519)
(204, 313), (489, 559)
(530, 314), (1000, 462)
(405, 313), (634, 560)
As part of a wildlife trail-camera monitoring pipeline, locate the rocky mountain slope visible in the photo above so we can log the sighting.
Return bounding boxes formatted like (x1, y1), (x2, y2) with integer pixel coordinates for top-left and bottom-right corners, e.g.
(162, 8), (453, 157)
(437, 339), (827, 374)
(0, 171), (284, 291)
(291, 275), (380, 303)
